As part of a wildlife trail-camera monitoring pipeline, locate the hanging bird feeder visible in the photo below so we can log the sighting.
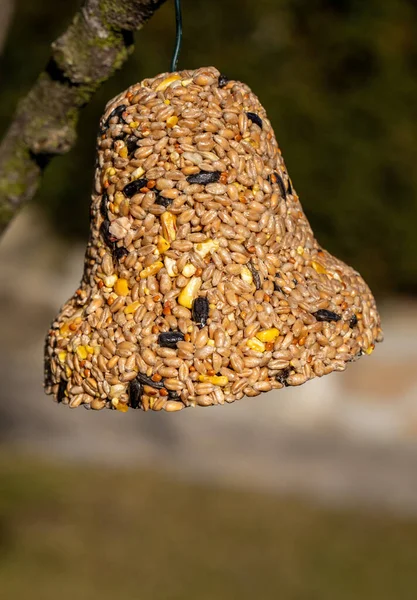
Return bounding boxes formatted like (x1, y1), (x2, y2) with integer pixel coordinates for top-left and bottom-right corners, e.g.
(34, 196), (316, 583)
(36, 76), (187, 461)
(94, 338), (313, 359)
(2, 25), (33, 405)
(43, 3), (382, 412)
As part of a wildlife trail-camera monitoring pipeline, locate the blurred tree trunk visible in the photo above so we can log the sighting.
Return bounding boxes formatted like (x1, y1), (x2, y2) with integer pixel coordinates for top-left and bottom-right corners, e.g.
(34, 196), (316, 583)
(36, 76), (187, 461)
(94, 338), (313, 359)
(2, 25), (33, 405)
(0, 0), (15, 55)
(0, 0), (168, 237)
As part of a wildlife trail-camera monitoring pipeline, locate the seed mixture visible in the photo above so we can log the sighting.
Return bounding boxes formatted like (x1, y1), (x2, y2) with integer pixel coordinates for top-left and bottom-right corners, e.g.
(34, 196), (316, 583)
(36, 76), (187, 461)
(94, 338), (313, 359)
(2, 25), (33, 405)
(44, 66), (383, 412)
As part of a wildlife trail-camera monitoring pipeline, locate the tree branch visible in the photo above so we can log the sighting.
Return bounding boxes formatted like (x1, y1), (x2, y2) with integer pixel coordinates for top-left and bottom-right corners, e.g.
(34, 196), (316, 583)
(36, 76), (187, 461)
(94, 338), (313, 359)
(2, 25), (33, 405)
(0, 0), (168, 235)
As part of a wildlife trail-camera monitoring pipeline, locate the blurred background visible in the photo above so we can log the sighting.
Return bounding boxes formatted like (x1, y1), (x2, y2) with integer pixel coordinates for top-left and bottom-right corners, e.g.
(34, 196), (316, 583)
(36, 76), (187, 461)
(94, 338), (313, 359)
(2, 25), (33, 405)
(1, 0), (417, 598)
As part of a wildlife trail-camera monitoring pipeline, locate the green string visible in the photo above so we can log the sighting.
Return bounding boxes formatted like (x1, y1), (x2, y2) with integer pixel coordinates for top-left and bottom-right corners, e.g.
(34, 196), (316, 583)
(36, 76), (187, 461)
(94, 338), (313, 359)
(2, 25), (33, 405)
(170, 0), (183, 72)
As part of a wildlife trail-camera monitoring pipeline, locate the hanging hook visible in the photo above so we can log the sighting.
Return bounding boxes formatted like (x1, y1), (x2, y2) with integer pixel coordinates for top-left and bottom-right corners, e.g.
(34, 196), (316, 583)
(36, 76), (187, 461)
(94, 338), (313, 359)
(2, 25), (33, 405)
(170, 0), (183, 72)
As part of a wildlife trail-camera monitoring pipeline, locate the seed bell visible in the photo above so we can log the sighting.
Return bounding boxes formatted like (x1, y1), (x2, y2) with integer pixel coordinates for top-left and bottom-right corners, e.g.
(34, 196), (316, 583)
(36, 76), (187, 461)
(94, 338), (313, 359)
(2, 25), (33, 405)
(44, 66), (383, 412)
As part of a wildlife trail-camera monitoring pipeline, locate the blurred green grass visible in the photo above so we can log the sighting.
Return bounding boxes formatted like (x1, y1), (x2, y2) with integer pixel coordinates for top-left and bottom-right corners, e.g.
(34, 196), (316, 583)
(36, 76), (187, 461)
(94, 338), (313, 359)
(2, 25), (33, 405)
(0, 455), (417, 600)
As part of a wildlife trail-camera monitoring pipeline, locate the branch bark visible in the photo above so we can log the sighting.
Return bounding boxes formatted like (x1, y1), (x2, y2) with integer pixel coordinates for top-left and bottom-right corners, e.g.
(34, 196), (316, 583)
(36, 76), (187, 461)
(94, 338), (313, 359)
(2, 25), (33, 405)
(0, 0), (168, 235)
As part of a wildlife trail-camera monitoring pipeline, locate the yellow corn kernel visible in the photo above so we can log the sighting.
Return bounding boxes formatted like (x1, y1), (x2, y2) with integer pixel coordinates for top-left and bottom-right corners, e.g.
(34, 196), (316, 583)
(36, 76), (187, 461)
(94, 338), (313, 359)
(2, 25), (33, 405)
(164, 256), (178, 277)
(207, 339), (215, 346)
(182, 263), (197, 277)
(297, 246), (304, 255)
(194, 238), (220, 258)
(241, 266), (253, 284)
(164, 99), (171, 105)
(103, 274), (117, 288)
(112, 398), (129, 412)
(131, 166), (145, 180)
(161, 212), (177, 242)
(76, 345), (88, 360)
(365, 344), (375, 355)
(247, 337), (266, 352)
(181, 78), (193, 87)
(198, 375), (228, 386)
(59, 322), (70, 336)
(157, 236), (170, 254)
(256, 328), (280, 343)
(124, 301), (140, 315)
(130, 121), (139, 129)
(312, 261), (327, 275)
(114, 278), (129, 295)
(85, 345), (95, 355)
(57, 351), (67, 363)
(140, 261), (164, 279)
(105, 167), (116, 177)
(156, 74), (181, 91)
(65, 366), (72, 379)
(167, 115), (178, 128)
(119, 146), (128, 159)
(178, 276), (202, 308)
(114, 191), (124, 205)
(59, 310), (83, 336)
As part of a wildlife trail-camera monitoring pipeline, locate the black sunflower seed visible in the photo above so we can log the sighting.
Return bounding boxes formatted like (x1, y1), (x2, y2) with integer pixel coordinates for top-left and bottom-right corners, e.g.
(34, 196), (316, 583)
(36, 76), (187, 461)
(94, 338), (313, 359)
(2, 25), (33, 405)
(271, 172), (287, 199)
(192, 297), (209, 328)
(186, 171), (221, 185)
(123, 178), (148, 198)
(136, 372), (165, 389)
(110, 103), (127, 120)
(218, 74), (229, 88)
(57, 379), (67, 403)
(273, 281), (284, 293)
(248, 261), (261, 290)
(113, 246), (129, 260)
(100, 220), (116, 248)
(275, 367), (291, 386)
(102, 104), (127, 132)
(168, 390), (180, 400)
(107, 103), (126, 124)
(44, 362), (53, 388)
(155, 194), (173, 207)
(100, 192), (108, 218)
(158, 331), (185, 349)
(313, 309), (341, 322)
(129, 379), (143, 409)
(349, 314), (358, 328)
(246, 112), (263, 129)
(125, 135), (138, 156)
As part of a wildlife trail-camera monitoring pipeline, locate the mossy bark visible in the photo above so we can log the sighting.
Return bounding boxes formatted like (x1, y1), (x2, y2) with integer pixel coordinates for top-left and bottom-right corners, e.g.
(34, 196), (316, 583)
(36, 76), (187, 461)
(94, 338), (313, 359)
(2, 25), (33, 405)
(0, 0), (167, 235)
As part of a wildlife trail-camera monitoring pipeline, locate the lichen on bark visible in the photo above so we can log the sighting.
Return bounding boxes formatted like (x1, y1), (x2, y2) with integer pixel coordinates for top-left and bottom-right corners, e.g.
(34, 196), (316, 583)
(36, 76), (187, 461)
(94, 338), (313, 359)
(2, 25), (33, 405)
(0, 0), (168, 235)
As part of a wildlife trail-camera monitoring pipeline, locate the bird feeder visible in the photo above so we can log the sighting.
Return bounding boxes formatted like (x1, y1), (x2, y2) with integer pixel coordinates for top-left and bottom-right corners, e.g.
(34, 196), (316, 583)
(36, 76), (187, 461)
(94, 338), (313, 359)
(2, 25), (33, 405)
(44, 66), (383, 412)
